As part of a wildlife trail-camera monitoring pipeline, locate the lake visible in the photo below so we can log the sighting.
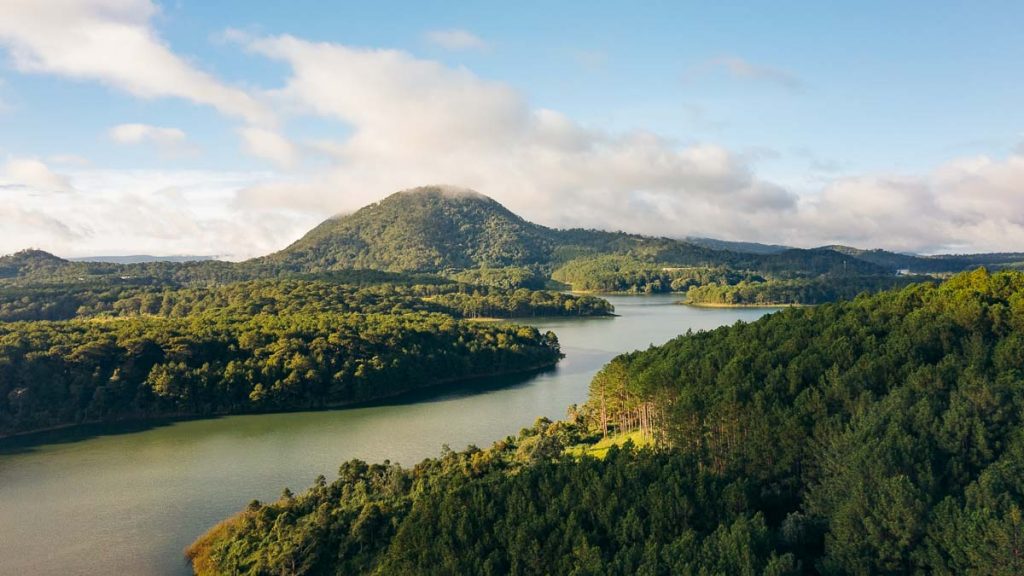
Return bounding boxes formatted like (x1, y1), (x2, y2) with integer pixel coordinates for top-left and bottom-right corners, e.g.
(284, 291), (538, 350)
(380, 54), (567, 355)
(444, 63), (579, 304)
(0, 295), (775, 576)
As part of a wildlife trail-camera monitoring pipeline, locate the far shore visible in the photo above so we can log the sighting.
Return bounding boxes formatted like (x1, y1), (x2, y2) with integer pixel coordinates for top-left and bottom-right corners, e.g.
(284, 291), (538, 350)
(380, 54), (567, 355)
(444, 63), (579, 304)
(0, 360), (560, 443)
(681, 301), (808, 309)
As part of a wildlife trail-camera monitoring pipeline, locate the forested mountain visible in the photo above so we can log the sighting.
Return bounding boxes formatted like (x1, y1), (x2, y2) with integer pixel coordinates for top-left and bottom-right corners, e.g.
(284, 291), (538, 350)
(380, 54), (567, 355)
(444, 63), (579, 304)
(819, 245), (970, 273)
(0, 249), (86, 280)
(261, 187), (556, 272)
(191, 269), (1024, 574)
(261, 186), (892, 277)
(0, 249), (247, 285)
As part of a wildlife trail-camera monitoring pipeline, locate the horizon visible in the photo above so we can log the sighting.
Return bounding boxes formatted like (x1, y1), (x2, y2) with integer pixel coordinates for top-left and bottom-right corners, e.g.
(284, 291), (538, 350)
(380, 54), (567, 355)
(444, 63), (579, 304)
(6, 185), (1023, 261)
(1, 1), (1022, 258)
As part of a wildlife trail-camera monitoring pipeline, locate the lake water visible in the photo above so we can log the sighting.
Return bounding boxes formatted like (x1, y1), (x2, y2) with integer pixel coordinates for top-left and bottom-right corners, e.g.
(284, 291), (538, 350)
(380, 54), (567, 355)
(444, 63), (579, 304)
(0, 296), (775, 576)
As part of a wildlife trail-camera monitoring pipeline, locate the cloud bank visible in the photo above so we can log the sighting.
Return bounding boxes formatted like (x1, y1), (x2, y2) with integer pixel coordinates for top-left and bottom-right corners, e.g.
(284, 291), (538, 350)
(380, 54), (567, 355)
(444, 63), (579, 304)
(110, 123), (186, 145)
(0, 2), (1021, 258)
(0, 0), (272, 125)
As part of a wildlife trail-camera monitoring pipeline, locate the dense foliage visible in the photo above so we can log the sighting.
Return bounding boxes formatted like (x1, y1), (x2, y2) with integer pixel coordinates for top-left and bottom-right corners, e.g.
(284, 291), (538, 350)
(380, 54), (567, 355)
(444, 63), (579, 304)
(0, 310), (560, 436)
(552, 256), (758, 293)
(193, 269), (1024, 574)
(446, 266), (547, 290)
(586, 268), (1024, 572)
(0, 279), (613, 322)
(684, 274), (926, 305)
(188, 419), (795, 576)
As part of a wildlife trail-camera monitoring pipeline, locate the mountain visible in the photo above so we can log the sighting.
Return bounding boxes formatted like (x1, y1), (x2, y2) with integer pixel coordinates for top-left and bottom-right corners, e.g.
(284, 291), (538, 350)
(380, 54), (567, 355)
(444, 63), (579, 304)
(263, 186), (556, 272)
(818, 245), (970, 273)
(0, 249), (76, 279)
(264, 186), (886, 276)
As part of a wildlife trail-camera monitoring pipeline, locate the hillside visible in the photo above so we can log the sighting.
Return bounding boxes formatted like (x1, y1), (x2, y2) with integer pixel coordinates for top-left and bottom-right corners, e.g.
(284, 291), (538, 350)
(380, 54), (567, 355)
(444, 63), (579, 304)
(0, 249), (82, 279)
(819, 245), (972, 273)
(262, 187), (556, 272)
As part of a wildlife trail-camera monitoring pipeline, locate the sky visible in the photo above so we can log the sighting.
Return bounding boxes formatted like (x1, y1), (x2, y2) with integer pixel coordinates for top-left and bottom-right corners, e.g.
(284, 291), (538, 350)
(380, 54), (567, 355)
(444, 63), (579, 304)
(0, 0), (1023, 259)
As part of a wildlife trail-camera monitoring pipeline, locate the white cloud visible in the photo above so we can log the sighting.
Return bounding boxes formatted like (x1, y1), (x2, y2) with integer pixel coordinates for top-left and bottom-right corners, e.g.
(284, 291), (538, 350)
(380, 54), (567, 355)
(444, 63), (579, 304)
(0, 204), (89, 250)
(238, 127), (298, 168)
(0, 0), (272, 125)
(0, 157), (72, 192)
(688, 56), (802, 91)
(108, 123), (197, 158)
(109, 123), (186, 145)
(424, 29), (489, 52)
(774, 149), (1024, 253)
(0, 169), (314, 259)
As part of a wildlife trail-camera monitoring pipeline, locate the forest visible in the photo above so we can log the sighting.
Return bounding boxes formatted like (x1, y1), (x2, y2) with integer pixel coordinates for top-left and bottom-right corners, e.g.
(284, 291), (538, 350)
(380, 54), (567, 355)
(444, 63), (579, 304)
(683, 274), (927, 305)
(190, 268), (1024, 574)
(0, 310), (561, 437)
(0, 275), (617, 436)
(551, 256), (760, 294)
(0, 278), (613, 322)
(550, 254), (926, 304)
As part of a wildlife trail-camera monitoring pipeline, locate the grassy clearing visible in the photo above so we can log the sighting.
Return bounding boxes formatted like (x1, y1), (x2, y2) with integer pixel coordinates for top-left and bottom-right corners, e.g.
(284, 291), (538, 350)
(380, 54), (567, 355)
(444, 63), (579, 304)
(565, 430), (653, 459)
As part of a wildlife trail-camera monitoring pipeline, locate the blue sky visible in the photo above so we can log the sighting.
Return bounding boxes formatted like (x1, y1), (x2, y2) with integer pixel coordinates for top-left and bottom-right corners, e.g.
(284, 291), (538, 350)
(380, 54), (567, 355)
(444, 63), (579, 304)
(0, 1), (1022, 257)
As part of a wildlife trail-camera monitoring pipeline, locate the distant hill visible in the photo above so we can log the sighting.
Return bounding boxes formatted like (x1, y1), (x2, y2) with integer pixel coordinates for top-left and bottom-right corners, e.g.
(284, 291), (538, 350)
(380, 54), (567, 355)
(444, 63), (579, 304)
(0, 249), (80, 279)
(262, 186), (555, 272)
(685, 237), (791, 255)
(820, 245), (980, 274)
(71, 255), (217, 264)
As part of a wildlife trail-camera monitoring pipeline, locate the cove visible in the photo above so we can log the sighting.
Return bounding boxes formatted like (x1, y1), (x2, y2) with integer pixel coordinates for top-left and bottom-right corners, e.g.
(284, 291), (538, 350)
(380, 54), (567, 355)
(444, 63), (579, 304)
(0, 295), (775, 576)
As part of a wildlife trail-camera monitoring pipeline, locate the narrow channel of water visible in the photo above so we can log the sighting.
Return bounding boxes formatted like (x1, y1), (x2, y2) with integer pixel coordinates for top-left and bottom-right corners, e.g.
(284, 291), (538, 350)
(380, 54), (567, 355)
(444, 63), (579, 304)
(0, 296), (775, 575)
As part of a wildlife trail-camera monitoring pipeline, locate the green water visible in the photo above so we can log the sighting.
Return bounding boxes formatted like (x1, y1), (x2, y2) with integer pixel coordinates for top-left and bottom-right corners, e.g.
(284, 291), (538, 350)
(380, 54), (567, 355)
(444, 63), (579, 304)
(0, 296), (775, 575)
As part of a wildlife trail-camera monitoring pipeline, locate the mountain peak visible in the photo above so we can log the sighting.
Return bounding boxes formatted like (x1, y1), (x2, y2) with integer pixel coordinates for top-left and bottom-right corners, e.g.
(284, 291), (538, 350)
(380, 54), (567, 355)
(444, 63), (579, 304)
(0, 249), (67, 264)
(393, 185), (488, 200)
(0, 249), (70, 279)
(265, 186), (552, 272)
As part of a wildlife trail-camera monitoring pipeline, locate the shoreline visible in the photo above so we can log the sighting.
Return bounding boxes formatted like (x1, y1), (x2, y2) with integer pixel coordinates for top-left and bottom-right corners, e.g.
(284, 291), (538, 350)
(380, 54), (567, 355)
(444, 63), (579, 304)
(469, 313), (618, 321)
(681, 301), (806, 309)
(0, 359), (561, 443)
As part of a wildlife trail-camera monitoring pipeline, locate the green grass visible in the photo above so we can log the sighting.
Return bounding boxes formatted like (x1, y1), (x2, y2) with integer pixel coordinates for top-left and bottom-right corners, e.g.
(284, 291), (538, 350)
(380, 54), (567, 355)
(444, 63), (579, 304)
(565, 430), (653, 459)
